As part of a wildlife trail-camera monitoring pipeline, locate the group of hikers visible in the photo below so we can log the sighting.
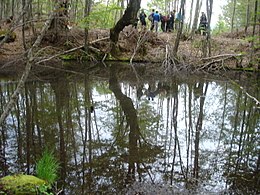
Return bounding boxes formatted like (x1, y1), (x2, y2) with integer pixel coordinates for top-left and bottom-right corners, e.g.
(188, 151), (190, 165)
(139, 9), (179, 32)
(138, 9), (208, 35)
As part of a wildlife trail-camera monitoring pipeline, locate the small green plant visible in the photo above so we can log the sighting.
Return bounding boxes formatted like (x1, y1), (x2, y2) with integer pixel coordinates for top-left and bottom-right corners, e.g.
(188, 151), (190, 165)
(37, 184), (54, 195)
(36, 149), (60, 185)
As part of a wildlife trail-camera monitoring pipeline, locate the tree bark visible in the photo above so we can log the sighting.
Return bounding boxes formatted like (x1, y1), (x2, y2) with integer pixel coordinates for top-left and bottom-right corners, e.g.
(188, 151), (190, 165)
(245, 0), (250, 34)
(190, 0), (202, 37)
(173, 0), (186, 55)
(84, 0), (91, 51)
(110, 0), (141, 44)
(250, 0), (258, 67)
(231, 0), (237, 33)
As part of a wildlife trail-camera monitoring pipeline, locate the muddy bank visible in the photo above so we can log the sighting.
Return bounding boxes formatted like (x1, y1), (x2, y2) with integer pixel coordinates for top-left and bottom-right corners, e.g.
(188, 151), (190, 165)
(0, 25), (258, 76)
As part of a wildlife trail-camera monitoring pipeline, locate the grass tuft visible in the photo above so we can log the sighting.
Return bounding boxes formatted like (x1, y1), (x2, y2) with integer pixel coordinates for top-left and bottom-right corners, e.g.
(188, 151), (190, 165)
(36, 149), (60, 184)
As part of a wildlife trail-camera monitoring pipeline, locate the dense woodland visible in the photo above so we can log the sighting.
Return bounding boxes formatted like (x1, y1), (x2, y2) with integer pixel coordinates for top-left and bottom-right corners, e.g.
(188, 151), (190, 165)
(0, 1), (260, 194)
(0, 0), (259, 65)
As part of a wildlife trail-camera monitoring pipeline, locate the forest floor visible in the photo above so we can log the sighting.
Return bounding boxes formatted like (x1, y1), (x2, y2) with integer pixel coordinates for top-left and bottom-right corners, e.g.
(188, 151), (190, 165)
(0, 24), (258, 76)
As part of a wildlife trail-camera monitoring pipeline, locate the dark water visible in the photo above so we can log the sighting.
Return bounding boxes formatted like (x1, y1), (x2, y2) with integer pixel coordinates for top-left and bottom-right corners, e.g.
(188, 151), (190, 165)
(0, 63), (260, 194)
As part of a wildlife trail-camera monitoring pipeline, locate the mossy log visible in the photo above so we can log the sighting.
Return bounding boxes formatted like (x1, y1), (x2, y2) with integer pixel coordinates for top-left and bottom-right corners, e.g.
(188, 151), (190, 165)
(0, 174), (46, 194)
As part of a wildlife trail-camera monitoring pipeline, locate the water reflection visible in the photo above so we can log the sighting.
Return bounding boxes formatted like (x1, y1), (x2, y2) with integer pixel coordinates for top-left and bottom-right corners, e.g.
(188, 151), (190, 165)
(0, 65), (259, 194)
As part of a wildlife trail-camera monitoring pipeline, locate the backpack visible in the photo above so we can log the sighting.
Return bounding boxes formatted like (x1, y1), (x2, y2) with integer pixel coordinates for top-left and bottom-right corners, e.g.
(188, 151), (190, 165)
(148, 14), (153, 21)
(162, 16), (167, 22)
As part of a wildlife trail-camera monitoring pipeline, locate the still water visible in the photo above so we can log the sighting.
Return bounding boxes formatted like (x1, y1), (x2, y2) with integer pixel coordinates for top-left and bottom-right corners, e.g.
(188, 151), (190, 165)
(0, 63), (259, 194)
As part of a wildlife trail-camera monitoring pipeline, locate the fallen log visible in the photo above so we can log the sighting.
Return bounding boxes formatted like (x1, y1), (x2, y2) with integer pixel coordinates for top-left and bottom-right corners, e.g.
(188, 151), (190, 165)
(195, 53), (245, 71)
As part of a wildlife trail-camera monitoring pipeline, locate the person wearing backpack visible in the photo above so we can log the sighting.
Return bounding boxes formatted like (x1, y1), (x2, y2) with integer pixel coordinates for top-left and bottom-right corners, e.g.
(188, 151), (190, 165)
(153, 11), (160, 32)
(167, 10), (175, 32)
(199, 12), (208, 35)
(139, 9), (147, 27)
(160, 14), (168, 32)
(148, 9), (155, 31)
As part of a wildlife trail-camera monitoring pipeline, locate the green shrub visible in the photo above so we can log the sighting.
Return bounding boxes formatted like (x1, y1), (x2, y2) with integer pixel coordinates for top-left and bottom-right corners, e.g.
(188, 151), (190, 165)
(36, 150), (60, 184)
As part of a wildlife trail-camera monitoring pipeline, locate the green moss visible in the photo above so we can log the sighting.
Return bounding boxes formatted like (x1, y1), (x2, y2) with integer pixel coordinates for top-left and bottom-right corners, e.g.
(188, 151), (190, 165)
(0, 174), (46, 194)
(60, 54), (77, 60)
(0, 30), (16, 42)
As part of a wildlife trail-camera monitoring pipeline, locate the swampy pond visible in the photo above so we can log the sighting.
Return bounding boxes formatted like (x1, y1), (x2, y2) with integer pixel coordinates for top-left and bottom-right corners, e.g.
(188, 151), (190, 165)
(0, 63), (259, 194)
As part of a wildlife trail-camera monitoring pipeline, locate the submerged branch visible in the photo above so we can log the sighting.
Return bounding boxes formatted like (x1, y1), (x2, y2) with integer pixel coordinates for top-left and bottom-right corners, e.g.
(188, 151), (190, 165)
(229, 79), (260, 107)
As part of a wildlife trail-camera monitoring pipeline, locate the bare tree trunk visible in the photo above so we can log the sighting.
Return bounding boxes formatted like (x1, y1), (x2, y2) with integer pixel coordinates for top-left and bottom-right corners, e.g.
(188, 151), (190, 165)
(25, 84), (32, 174)
(235, 95), (247, 173)
(22, 0), (27, 50)
(231, 0), (237, 33)
(84, 0), (91, 51)
(204, 0), (213, 57)
(226, 90), (242, 181)
(245, 0), (251, 34)
(190, 0), (202, 37)
(193, 82), (208, 183)
(188, 0), (194, 32)
(11, 0), (15, 17)
(250, 0), (258, 67)
(0, 1), (2, 21)
(173, 0), (185, 55)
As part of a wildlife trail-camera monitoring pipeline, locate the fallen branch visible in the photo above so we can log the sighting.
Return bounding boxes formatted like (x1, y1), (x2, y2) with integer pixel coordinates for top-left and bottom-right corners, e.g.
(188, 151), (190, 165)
(202, 53), (243, 61)
(195, 53), (244, 72)
(36, 45), (84, 64)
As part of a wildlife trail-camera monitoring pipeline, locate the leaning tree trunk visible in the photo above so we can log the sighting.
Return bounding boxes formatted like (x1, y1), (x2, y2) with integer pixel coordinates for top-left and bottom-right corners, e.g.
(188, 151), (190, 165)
(110, 0), (141, 46)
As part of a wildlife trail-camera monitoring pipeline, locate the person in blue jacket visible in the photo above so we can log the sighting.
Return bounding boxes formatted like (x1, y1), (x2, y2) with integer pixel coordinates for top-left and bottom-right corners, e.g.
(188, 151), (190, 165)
(153, 11), (160, 32)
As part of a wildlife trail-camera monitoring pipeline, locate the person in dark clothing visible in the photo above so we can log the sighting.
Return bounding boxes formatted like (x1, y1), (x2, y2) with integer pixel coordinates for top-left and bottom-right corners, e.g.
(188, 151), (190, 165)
(149, 9), (155, 31)
(133, 18), (139, 29)
(139, 10), (147, 27)
(160, 14), (168, 32)
(167, 10), (175, 32)
(199, 12), (208, 35)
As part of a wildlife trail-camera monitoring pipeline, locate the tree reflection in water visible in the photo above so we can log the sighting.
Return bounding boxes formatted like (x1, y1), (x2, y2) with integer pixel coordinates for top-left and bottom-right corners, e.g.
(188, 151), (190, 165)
(0, 65), (259, 194)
